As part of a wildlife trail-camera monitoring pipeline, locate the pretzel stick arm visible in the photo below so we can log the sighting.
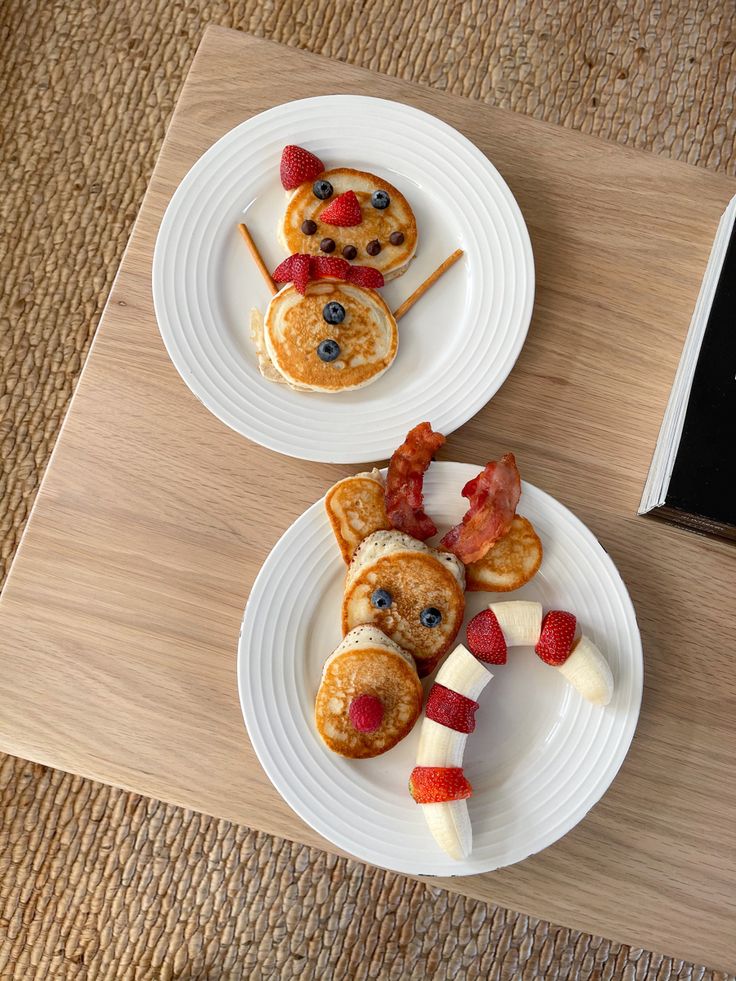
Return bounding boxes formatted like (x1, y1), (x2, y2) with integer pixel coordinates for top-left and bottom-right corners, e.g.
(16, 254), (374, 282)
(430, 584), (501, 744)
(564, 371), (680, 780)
(238, 223), (278, 296)
(393, 249), (464, 321)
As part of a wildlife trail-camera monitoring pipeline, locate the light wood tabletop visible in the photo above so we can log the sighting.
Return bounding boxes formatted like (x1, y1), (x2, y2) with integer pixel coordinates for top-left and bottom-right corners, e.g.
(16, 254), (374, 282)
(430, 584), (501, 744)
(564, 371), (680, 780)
(1, 25), (734, 972)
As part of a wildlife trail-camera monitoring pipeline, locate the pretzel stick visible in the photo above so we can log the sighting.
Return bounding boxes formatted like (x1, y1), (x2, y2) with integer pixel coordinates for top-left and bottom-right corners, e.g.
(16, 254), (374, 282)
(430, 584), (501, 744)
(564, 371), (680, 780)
(393, 249), (464, 321)
(238, 223), (277, 296)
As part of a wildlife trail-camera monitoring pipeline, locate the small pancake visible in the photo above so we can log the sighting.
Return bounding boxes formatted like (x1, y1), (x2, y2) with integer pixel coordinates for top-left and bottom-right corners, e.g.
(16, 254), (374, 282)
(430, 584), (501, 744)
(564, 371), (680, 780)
(315, 626), (422, 758)
(264, 280), (398, 392)
(279, 168), (417, 281)
(325, 470), (391, 564)
(465, 515), (543, 592)
(342, 530), (466, 677)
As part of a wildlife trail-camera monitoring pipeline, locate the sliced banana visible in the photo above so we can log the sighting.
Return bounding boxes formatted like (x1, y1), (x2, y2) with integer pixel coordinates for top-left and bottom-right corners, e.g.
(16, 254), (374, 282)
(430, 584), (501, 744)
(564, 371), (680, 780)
(489, 600), (543, 647)
(557, 635), (614, 705)
(413, 644), (492, 860)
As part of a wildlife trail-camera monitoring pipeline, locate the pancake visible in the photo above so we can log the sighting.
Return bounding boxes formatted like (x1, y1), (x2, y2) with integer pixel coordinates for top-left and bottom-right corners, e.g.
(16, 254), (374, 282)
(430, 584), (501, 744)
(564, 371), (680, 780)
(279, 168), (417, 281)
(263, 280), (398, 392)
(342, 530), (466, 677)
(465, 515), (543, 592)
(315, 625), (423, 758)
(325, 469), (391, 564)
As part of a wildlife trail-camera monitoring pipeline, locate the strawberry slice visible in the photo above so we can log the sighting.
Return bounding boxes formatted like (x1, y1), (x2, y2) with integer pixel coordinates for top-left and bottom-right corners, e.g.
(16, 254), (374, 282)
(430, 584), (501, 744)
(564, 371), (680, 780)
(272, 253), (312, 294)
(345, 265), (385, 289)
(311, 255), (351, 280)
(280, 145), (324, 190)
(425, 684), (479, 734)
(319, 190), (362, 226)
(535, 610), (577, 665)
(466, 609), (507, 664)
(409, 766), (472, 804)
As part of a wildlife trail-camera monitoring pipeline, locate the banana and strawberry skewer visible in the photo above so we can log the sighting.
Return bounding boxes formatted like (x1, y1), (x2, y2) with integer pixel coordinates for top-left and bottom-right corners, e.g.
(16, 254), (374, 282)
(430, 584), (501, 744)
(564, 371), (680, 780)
(411, 600), (613, 861)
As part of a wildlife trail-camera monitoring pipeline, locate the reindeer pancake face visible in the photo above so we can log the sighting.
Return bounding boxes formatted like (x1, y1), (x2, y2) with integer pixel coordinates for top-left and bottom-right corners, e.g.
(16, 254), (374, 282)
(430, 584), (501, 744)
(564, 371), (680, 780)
(264, 280), (398, 392)
(280, 168), (418, 281)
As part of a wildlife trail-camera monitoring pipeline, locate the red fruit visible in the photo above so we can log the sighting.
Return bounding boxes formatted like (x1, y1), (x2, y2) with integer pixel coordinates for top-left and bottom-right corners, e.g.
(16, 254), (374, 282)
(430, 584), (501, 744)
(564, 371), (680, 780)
(319, 190), (362, 226)
(272, 253), (312, 294)
(425, 684), (479, 734)
(349, 694), (384, 733)
(345, 265), (385, 289)
(279, 145), (325, 190)
(466, 609), (507, 665)
(311, 255), (351, 280)
(409, 766), (472, 804)
(535, 610), (577, 665)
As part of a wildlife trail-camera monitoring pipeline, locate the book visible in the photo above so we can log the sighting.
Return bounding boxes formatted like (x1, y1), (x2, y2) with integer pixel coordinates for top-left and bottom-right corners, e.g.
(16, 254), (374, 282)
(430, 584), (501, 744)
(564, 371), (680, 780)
(639, 194), (736, 542)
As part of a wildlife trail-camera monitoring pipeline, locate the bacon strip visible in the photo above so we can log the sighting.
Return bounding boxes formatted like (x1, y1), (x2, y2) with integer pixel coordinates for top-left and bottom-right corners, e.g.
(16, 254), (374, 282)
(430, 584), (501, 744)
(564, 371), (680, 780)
(439, 453), (521, 564)
(385, 423), (445, 540)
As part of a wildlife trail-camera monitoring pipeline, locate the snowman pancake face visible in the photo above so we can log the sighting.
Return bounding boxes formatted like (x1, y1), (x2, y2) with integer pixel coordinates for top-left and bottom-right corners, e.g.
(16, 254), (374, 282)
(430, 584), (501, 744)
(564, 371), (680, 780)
(279, 167), (418, 281)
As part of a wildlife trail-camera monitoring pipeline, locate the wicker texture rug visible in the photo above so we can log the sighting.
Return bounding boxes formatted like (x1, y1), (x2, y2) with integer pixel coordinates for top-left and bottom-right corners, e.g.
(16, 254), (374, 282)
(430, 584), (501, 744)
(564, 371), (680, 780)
(1, 1), (734, 978)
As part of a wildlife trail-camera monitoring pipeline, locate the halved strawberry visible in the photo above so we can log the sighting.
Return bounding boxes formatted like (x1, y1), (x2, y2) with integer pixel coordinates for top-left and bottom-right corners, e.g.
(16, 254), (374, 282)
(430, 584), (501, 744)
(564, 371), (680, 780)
(535, 610), (577, 665)
(466, 609), (507, 664)
(280, 145), (324, 190)
(311, 255), (351, 280)
(319, 190), (362, 226)
(272, 253), (312, 294)
(425, 684), (479, 734)
(345, 265), (385, 289)
(409, 766), (472, 804)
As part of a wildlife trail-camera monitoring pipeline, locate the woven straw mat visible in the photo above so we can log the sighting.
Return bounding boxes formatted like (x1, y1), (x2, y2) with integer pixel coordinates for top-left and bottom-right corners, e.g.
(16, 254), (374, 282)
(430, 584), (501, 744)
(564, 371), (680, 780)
(1, 1), (734, 978)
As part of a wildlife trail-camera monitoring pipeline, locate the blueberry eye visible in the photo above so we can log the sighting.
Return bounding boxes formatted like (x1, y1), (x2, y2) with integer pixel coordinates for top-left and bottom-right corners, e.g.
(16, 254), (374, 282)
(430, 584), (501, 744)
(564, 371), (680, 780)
(371, 588), (392, 609)
(323, 302), (345, 325)
(313, 180), (333, 200)
(371, 190), (390, 209)
(420, 607), (442, 628)
(317, 339), (340, 362)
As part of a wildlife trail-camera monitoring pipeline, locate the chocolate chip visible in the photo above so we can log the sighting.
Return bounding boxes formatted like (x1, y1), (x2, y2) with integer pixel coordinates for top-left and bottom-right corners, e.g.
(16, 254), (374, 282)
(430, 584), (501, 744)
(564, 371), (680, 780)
(342, 245), (357, 260)
(320, 237), (336, 253)
(389, 231), (405, 246)
(301, 219), (317, 235)
(366, 239), (381, 256)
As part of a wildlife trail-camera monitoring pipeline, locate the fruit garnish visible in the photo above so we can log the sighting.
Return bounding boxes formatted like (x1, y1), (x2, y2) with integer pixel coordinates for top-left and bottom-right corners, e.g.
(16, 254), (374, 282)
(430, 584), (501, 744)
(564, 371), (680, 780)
(280, 145), (324, 190)
(535, 610), (577, 665)
(370, 588), (392, 609)
(345, 265), (385, 289)
(322, 301), (346, 325)
(320, 190), (362, 226)
(425, 684), (479, 734)
(348, 694), (384, 733)
(409, 766), (472, 804)
(313, 179), (333, 200)
(466, 609), (507, 664)
(419, 607), (442, 628)
(371, 190), (390, 209)
(317, 339), (340, 363)
(272, 253), (311, 294)
(312, 255), (351, 280)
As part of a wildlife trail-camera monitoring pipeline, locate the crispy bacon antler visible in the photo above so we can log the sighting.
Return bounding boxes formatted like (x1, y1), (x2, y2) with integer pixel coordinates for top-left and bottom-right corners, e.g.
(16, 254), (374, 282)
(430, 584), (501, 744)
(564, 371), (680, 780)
(385, 423), (445, 541)
(439, 453), (521, 564)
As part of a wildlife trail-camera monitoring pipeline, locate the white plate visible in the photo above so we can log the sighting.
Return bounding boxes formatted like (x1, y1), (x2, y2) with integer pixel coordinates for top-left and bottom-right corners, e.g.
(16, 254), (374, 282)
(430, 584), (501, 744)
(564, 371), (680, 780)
(152, 96), (534, 463)
(238, 463), (643, 876)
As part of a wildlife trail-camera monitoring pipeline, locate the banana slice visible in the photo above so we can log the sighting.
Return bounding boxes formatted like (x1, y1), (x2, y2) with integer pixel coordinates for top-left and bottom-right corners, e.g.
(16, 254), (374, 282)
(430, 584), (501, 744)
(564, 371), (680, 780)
(412, 644), (493, 860)
(558, 635), (614, 705)
(489, 600), (543, 646)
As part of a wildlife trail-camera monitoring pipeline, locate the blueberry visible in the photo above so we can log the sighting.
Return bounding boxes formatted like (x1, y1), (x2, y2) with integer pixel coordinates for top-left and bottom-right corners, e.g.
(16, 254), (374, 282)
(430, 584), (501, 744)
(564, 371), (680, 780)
(371, 588), (392, 610)
(371, 190), (390, 209)
(313, 179), (333, 200)
(419, 607), (442, 628)
(317, 339), (340, 362)
(323, 302), (345, 325)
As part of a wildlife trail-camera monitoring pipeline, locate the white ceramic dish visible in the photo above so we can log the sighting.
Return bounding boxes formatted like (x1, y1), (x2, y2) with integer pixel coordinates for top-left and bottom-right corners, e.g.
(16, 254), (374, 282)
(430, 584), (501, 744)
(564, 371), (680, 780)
(152, 96), (534, 462)
(238, 462), (643, 876)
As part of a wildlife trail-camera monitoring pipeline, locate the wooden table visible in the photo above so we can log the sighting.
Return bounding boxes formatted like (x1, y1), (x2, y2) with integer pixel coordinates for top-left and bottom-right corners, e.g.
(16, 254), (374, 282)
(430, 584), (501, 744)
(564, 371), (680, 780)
(1, 26), (734, 972)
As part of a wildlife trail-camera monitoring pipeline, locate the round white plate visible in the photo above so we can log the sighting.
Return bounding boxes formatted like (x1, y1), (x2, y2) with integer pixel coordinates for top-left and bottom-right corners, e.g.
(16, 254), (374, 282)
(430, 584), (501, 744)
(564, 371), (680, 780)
(238, 463), (643, 876)
(152, 96), (534, 463)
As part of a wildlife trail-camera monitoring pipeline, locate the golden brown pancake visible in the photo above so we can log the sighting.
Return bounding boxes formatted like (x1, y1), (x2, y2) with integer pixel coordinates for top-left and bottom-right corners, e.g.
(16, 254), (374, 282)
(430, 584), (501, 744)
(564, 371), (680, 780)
(342, 531), (466, 677)
(465, 515), (543, 592)
(263, 280), (398, 392)
(279, 168), (417, 281)
(315, 626), (423, 758)
(325, 470), (392, 564)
